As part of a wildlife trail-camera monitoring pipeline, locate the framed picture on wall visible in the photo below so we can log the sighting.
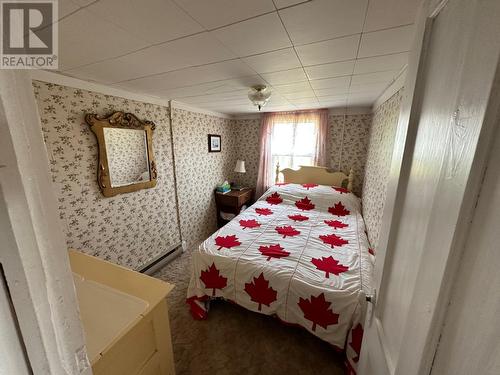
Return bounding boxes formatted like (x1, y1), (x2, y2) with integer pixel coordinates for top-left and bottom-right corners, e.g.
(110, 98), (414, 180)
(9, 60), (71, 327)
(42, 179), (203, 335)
(208, 134), (221, 152)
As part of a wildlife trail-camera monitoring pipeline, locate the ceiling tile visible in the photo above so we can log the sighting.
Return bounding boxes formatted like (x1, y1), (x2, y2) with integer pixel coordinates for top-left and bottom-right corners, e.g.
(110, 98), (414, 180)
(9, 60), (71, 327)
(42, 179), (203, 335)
(85, 0), (203, 44)
(274, 0), (310, 8)
(347, 93), (378, 106)
(315, 87), (350, 97)
(116, 61), (257, 93)
(290, 97), (320, 105)
(350, 70), (400, 86)
(66, 33), (236, 83)
(296, 34), (360, 66)
(319, 100), (348, 109)
(182, 94), (250, 105)
(295, 103), (322, 110)
(305, 60), (355, 80)
(318, 94), (348, 103)
(174, 0), (275, 29)
(353, 52), (408, 74)
(348, 82), (387, 94)
(58, 9), (148, 70)
(261, 68), (307, 85)
(212, 13), (291, 56)
(358, 24), (414, 58)
(279, 0), (367, 45)
(310, 76), (351, 90)
(242, 48), (301, 73)
(160, 78), (260, 99)
(282, 90), (316, 100)
(364, 0), (419, 32)
(273, 81), (312, 94)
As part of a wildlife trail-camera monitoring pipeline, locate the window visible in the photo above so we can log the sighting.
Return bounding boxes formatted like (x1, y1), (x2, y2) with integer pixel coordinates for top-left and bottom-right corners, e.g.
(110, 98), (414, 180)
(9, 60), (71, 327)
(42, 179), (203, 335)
(270, 121), (318, 183)
(256, 109), (327, 197)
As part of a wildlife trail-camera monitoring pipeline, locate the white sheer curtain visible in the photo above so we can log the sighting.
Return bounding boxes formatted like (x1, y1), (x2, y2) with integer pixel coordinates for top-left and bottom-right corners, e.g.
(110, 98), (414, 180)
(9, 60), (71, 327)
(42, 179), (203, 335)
(255, 109), (328, 197)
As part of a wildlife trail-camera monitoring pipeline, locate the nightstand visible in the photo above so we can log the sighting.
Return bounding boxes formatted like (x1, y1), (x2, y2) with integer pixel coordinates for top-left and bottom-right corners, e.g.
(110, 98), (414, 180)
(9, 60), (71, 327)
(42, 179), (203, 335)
(215, 188), (254, 228)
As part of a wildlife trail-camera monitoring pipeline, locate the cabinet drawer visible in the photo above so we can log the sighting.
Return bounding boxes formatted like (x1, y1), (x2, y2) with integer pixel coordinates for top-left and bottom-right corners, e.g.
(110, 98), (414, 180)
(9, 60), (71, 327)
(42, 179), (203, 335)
(93, 315), (156, 375)
(238, 190), (252, 206)
(138, 352), (161, 375)
(215, 193), (238, 206)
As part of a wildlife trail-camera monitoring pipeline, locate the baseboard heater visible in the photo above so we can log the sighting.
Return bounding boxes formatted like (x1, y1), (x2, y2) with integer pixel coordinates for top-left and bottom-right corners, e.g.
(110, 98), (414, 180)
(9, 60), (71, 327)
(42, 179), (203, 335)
(139, 241), (183, 275)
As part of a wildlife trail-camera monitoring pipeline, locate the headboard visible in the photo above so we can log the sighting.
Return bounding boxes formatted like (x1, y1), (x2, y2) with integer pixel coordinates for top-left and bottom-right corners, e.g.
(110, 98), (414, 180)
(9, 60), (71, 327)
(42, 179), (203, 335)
(275, 164), (354, 191)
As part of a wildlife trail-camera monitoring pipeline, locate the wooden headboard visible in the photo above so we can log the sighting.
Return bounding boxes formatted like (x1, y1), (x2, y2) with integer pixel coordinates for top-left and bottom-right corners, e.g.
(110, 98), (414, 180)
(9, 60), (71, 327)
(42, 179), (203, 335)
(275, 164), (354, 191)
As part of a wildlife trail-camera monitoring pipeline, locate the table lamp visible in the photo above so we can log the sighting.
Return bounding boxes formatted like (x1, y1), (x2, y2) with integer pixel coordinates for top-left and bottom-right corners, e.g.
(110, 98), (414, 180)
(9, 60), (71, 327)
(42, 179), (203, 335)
(232, 160), (246, 190)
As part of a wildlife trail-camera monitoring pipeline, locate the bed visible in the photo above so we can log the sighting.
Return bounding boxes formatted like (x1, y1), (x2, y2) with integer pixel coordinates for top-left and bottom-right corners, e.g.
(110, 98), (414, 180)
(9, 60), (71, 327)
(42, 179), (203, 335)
(187, 166), (373, 374)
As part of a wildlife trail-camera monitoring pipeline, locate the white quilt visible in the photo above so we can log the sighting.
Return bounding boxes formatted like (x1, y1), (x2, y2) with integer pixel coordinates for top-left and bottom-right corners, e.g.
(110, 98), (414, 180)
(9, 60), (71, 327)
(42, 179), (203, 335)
(187, 183), (373, 374)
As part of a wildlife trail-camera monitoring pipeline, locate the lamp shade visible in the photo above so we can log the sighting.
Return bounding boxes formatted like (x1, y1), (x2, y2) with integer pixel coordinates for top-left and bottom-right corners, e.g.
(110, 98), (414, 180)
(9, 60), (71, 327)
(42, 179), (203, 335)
(234, 160), (246, 173)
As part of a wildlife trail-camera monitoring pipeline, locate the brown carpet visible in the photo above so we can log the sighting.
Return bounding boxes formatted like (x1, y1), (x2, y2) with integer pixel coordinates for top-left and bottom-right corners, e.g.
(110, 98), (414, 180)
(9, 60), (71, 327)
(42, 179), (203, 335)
(153, 246), (346, 375)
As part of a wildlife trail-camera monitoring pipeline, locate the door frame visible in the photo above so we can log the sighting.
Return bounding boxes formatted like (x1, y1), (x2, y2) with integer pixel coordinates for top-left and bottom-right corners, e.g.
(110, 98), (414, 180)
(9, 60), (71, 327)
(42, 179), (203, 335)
(0, 70), (91, 375)
(360, 0), (500, 373)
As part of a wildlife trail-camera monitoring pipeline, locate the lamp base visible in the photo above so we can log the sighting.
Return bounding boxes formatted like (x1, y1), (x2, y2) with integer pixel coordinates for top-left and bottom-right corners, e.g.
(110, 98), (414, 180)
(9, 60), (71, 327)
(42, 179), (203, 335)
(231, 184), (245, 191)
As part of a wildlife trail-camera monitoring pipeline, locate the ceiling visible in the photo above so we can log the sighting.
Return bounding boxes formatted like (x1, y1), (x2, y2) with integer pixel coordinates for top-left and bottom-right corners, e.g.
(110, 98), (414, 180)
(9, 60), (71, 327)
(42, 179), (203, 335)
(57, 0), (420, 114)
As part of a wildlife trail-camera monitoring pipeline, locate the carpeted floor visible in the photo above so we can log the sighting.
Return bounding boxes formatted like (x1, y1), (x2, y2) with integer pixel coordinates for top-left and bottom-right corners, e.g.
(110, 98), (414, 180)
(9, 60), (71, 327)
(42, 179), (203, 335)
(153, 246), (345, 375)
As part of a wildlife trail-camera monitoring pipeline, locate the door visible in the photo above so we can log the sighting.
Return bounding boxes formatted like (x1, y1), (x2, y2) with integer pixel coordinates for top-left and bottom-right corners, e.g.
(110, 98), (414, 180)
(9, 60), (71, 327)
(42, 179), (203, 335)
(358, 0), (500, 374)
(430, 100), (500, 375)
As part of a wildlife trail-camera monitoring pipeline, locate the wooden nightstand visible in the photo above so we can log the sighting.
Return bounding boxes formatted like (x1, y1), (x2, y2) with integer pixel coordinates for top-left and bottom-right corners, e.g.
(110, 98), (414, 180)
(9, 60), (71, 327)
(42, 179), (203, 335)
(215, 188), (254, 228)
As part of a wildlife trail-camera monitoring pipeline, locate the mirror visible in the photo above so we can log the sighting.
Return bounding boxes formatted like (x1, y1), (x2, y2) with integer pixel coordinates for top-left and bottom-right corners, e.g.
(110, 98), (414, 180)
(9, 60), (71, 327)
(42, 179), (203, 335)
(85, 111), (157, 197)
(103, 127), (150, 187)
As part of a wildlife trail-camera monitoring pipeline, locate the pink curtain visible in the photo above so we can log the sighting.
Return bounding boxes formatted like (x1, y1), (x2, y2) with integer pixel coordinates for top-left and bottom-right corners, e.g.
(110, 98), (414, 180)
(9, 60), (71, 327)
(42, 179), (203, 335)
(255, 109), (328, 198)
(255, 113), (273, 198)
(314, 109), (328, 166)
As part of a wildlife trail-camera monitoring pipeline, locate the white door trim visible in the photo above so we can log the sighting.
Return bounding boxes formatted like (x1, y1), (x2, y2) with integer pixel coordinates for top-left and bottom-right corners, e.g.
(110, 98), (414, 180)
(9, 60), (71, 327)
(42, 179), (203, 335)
(0, 70), (91, 375)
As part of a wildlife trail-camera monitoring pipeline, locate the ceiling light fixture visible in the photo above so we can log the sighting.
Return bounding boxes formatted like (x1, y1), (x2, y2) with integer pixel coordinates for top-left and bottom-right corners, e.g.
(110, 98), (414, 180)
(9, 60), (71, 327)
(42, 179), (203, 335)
(248, 85), (272, 111)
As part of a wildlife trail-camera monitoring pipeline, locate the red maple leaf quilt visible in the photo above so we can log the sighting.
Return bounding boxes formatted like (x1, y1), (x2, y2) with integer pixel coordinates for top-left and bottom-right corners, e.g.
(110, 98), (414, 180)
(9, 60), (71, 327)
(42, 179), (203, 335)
(187, 183), (373, 374)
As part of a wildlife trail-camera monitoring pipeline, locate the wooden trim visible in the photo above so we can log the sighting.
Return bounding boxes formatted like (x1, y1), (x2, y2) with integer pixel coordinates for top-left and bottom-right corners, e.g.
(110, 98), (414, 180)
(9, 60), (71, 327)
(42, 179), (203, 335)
(276, 164), (354, 190)
(85, 111), (158, 197)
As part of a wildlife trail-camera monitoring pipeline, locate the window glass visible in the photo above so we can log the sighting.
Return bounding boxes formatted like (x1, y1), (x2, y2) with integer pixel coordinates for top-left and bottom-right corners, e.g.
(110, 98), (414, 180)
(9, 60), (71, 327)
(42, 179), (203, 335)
(269, 119), (318, 183)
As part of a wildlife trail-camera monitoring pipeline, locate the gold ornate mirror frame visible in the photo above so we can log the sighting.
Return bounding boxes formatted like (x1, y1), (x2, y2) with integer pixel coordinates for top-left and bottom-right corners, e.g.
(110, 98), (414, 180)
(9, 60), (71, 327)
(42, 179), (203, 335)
(85, 111), (157, 197)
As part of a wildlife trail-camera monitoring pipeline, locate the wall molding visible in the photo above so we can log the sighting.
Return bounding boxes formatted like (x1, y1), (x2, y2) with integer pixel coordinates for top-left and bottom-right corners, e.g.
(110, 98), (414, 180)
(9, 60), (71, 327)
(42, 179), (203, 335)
(30, 70), (171, 107)
(373, 67), (407, 110)
(170, 100), (233, 119)
(328, 106), (372, 115)
(233, 106), (373, 120)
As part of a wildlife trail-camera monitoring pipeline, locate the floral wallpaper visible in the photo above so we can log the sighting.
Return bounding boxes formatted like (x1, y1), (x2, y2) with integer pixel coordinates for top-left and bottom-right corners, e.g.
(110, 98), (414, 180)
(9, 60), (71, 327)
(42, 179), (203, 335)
(232, 118), (261, 189)
(32, 81), (181, 270)
(104, 127), (149, 187)
(361, 90), (403, 250)
(171, 108), (238, 247)
(328, 113), (373, 195)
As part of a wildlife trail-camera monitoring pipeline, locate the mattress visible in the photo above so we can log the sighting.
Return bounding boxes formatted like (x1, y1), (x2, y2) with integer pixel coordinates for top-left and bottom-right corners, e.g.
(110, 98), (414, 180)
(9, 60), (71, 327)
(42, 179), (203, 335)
(187, 183), (374, 373)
